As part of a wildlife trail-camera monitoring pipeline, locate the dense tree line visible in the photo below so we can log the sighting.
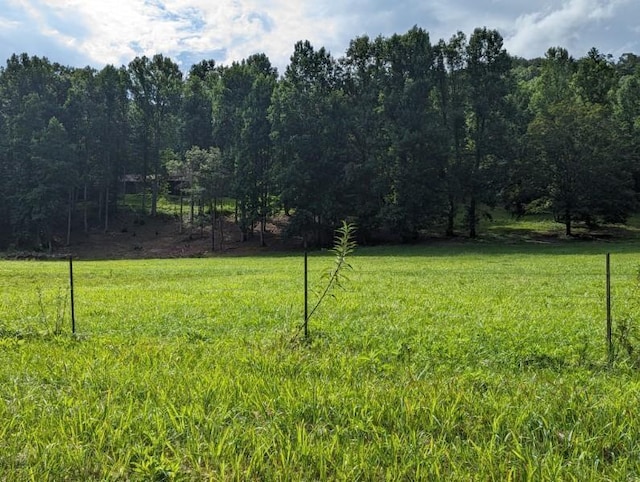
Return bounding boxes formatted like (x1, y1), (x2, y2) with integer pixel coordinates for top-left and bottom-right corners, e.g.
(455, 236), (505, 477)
(1, 26), (639, 250)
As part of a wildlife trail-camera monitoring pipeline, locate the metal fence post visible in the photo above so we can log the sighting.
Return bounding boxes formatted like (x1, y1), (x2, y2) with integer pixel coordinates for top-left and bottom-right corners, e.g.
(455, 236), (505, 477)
(304, 240), (308, 339)
(606, 253), (612, 365)
(69, 256), (76, 334)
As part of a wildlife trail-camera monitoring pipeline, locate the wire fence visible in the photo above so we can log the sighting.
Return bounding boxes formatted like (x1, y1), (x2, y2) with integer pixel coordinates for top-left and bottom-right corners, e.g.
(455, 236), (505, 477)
(1, 253), (639, 359)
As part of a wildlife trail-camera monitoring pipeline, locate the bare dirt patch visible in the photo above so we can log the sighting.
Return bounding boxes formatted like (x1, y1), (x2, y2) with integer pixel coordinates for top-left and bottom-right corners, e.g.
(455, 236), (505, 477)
(44, 213), (300, 260)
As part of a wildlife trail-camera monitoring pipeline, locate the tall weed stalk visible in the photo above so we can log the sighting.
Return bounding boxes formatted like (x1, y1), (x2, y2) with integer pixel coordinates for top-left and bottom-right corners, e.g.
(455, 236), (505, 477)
(297, 221), (356, 340)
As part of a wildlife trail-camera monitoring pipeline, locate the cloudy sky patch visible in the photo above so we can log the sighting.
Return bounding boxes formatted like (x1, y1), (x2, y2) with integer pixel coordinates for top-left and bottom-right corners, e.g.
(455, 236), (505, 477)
(1, 0), (638, 72)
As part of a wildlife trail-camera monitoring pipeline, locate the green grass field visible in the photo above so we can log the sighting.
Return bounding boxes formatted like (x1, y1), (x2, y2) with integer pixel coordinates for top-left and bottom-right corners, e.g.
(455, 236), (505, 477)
(2, 240), (640, 479)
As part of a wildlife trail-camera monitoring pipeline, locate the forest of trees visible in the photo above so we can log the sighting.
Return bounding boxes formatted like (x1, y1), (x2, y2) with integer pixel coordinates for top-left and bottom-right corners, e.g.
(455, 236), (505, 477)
(1, 26), (640, 250)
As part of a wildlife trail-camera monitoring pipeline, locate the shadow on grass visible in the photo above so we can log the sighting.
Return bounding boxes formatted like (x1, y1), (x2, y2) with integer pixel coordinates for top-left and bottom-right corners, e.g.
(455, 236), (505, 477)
(349, 215), (640, 257)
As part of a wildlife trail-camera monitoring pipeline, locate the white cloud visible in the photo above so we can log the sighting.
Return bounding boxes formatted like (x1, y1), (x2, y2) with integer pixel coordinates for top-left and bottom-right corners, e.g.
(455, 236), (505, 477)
(4, 0), (346, 71)
(505, 0), (630, 58)
(9, 0), (439, 72)
(0, 14), (21, 29)
(2, 0), (640, 71)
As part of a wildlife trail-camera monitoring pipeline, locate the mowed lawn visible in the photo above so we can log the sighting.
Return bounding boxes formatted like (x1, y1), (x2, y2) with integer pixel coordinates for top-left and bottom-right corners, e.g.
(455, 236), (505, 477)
(1, 241), (640, 480)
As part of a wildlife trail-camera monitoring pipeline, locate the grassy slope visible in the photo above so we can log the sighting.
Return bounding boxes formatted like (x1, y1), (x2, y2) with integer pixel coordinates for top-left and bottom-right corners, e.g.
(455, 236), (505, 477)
(2, 239), (640, 479)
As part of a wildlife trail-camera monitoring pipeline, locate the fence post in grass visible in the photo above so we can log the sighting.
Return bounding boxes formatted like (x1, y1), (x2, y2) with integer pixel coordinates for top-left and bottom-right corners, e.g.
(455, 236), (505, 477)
(69, 256), (76, 334)
(606, 253), (612, 365)
(304, 237), (309, 339)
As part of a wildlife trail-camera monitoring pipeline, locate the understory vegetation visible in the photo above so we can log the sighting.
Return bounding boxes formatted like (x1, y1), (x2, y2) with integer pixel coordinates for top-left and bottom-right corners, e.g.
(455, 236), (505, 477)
(2, 238), (640, 479)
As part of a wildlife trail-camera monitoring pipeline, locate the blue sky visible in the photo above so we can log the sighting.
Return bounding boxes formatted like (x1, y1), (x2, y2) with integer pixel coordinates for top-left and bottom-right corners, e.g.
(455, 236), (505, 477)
(1, 0), (639, 73)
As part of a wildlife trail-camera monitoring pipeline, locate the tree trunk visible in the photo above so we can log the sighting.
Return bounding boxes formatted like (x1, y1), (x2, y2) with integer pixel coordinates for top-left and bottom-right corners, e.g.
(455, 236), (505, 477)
(141, 178), (147, 216)
(121, 170), (126, 210)
(151, 137), (159, 217)
(239, 201), (247, 242)
(113, 180), (118, 215)
(468, 197), (477, 239)
(219, 202), (224, 251)
(260, 188), (268, 247)
(210, 200), (215, 251)
(179, 189), (184, 234)
(66, 188), (73, 246)
(446, 196), (456, 237)
(83, 183), (88, 235)
(45, 225), (52, 254)
(234, 199), (238, 224)
(315, 216), (322, 248)
(199, 199), (204, 238)
(141, 139), (148, 216)
(151, 180), (158, 217)
(189, 192), (195, 230)
(98, 190), (103, 223)
(104, 185), (110, 233)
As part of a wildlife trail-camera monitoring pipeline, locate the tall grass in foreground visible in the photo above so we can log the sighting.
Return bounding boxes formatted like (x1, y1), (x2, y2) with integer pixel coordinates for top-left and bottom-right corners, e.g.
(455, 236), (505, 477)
(1, 242), (640, 479)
